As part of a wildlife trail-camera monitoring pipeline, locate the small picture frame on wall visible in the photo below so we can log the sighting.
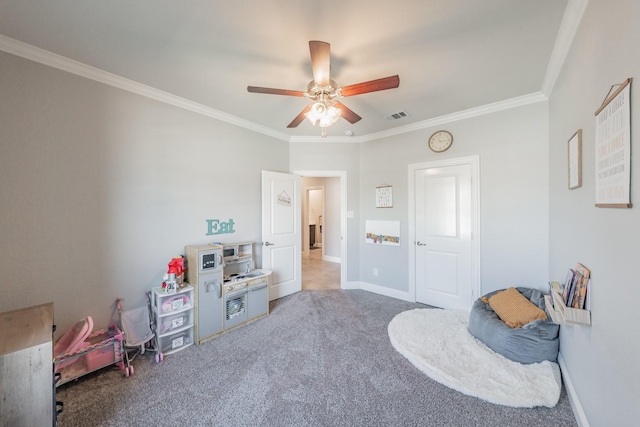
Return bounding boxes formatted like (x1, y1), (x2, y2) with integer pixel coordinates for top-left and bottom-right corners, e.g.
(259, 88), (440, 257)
(376, 185), (393, 208)
(568, 129), (582, 190)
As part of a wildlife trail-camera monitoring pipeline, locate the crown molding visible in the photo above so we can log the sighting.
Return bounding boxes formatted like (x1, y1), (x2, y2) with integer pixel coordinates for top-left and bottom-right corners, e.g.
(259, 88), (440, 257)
(2, 10), (572, 145)
(293, 92), (545, 143)
(541, 0), (590, 97)
(290, 92), (547, 143)
(0, 34), (290, 142)
(361, 92), (548, 142)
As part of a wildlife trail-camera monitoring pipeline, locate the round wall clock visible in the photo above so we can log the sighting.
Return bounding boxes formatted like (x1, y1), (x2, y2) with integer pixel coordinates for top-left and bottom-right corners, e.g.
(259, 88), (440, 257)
(428, 130), (453, 153)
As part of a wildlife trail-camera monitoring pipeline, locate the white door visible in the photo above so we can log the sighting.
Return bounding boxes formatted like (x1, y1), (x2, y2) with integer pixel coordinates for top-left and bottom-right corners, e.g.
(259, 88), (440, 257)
(262, 170), (302, 301)
(413, 158), (478, 310)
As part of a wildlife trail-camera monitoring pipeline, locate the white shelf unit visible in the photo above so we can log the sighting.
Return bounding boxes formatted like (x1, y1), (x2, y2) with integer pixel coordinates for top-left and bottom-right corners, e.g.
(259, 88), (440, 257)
(150, 285), (195, 355)
(544, 290), (591, 326)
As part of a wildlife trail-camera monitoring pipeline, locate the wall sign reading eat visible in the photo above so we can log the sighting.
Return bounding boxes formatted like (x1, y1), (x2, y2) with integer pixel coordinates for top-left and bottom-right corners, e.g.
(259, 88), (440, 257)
(206, 219), (236, 235)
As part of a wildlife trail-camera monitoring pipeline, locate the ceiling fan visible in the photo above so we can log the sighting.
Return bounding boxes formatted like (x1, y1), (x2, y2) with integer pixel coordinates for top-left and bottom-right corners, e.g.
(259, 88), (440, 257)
(247, 41), (400, 137)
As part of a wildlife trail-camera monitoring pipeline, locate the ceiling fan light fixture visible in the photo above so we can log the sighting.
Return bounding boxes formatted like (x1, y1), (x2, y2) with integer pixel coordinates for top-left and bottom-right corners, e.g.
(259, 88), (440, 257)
(308, 101), (327, 120)
(304, 100), (341, 129)
(320, 104), (342, 127)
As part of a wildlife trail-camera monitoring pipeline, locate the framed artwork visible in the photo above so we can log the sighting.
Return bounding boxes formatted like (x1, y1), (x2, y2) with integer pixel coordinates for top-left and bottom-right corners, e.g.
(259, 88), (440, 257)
(365, 220), (400, 246)
(376, 185), (393, 208)
(594, 78), (632, 208)
(568, 129), (582, 189)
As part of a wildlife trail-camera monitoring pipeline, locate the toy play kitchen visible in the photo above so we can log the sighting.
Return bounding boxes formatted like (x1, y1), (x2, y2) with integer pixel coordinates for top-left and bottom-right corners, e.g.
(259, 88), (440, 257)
(185, 242), (270, 345)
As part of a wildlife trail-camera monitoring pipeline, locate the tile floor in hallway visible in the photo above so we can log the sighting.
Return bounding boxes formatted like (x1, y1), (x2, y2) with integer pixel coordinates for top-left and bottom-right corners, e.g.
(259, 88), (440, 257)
(302, 246), (341, 290)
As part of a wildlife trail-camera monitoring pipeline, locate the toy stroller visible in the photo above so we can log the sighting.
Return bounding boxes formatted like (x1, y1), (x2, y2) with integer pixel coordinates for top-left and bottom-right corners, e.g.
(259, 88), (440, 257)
(116, 296), (163, 376)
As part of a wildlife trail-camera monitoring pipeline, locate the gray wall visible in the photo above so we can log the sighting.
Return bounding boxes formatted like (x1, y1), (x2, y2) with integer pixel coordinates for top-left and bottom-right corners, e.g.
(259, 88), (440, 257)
(290, 102), (549, 298)
(357, 102), (550, 296)
(548, 0), (640, 424)
(0, 51), (289, 335)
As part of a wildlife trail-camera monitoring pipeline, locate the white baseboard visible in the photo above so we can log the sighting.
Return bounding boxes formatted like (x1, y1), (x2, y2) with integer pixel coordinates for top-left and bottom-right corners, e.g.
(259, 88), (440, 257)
(347, 281), (414, 302)
(345, 280), (361, 290)
(322, 255), (340, 263)
(558, 352), (589, 427)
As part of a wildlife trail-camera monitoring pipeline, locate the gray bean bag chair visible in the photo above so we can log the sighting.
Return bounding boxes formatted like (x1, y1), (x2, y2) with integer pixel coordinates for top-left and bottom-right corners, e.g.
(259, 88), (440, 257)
(467, 287), (559, 364)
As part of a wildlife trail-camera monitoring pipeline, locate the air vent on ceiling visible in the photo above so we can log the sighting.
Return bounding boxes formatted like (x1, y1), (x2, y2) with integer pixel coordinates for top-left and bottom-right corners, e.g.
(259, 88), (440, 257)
(384, 110), (410, 120)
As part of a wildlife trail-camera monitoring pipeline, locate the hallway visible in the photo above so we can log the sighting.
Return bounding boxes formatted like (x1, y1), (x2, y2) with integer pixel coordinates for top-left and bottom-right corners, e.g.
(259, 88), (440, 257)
(301, 248), (340, 290)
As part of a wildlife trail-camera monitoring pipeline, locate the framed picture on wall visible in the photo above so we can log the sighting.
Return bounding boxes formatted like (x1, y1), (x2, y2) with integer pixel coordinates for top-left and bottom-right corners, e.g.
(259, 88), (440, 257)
(568, 129), (582, 190)
(376, 185), (393, 208)
(594, 78), (632, 208)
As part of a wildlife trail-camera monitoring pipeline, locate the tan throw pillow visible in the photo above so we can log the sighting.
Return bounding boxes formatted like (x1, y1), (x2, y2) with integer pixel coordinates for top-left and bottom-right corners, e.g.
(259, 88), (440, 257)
(481, 287), (547, 328)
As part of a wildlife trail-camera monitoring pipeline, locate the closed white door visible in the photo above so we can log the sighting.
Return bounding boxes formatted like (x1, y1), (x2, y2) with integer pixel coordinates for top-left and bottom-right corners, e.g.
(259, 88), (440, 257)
(262, 170), (302, 301)
(413, 159), (478, 310)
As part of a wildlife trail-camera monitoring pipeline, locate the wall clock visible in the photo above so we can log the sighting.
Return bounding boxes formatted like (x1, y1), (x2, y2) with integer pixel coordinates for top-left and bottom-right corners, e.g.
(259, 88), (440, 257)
(428, 130), (453, 153)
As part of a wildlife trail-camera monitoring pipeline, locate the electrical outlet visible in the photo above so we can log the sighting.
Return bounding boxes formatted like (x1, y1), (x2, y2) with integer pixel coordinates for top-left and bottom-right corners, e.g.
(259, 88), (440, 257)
(373, 268), (379, 276)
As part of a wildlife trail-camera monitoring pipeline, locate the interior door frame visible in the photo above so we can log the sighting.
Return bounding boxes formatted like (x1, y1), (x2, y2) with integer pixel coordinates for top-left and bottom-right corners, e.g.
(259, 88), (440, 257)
(294, 170), (347, 290)
(407, 156), (481, 305)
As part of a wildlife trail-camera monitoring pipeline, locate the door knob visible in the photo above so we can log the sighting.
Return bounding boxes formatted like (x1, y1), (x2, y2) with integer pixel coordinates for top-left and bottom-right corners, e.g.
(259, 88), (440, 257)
(416, 241), (426, 246)
(264, 241), (274, 246)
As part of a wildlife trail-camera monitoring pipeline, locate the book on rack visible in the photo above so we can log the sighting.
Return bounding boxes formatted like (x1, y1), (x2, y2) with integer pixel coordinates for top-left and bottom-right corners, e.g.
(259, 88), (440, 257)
(566, 271), (582, 307)
(562, 269), (575, 304)
(573, 263), (591, 309)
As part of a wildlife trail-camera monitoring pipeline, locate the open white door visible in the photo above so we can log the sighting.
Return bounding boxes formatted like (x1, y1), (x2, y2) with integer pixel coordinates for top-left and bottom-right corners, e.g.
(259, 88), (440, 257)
(262, 170), (302, 301)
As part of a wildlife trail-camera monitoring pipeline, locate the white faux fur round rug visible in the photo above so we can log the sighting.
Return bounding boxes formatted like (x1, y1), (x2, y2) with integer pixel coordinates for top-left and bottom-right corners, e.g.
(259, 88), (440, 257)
(388, 308), (561, 408)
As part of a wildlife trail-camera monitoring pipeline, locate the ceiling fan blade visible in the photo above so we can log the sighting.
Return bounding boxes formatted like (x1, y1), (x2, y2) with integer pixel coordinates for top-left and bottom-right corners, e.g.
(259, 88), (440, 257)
(247, 86), (305, 97)
(340, 75), (400, 97)
(287, 105), (312, 128)
(309, 41), (331, 86)
(334, 101), (362, 124)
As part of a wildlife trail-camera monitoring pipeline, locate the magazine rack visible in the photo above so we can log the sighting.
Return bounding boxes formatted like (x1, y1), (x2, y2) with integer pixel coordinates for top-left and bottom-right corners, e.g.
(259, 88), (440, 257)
(544, 290), (591, 326)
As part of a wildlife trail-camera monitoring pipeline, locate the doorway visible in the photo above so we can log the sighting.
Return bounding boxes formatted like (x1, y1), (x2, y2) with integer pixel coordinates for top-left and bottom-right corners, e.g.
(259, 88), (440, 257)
(296, 171), (347, 290)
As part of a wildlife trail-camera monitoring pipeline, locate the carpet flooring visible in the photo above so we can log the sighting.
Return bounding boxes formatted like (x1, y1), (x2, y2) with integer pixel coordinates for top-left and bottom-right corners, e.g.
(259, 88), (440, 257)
(55, 290), (578, 426)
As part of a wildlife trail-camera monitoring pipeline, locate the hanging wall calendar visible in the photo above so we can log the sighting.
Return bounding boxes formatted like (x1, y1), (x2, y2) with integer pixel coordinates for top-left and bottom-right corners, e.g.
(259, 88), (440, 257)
(376, 185), (393, 208)
(594, 78), (632, 208)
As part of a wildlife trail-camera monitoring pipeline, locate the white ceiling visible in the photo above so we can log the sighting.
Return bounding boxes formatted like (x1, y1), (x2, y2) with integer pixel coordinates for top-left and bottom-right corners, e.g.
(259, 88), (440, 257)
(0, 0), (571, 141)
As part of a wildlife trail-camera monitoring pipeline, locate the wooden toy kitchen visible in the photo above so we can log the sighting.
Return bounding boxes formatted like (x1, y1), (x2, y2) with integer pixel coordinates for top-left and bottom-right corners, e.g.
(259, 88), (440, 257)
(184, 242), (271, 345)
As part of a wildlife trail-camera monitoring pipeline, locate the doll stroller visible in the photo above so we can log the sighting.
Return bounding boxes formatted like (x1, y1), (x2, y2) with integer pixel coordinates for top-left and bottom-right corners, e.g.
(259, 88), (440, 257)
(116, 296), (163, 376)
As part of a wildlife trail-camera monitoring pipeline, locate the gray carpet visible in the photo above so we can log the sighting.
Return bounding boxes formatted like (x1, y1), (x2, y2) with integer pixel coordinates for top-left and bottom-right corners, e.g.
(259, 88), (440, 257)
(56, 290), (578, 426)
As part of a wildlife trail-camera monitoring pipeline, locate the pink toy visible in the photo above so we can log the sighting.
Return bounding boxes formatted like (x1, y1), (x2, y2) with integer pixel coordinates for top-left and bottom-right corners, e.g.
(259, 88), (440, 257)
(167, 257), (184, 277)
(53, 316), (93, 371)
